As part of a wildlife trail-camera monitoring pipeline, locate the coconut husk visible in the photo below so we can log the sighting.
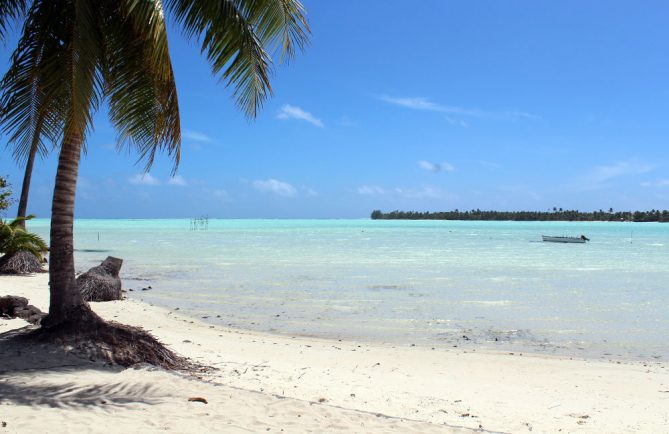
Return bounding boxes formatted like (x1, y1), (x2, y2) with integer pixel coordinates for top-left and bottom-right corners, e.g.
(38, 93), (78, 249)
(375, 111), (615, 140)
(77, 256), (123, 302)
(0, 251), (45, 274)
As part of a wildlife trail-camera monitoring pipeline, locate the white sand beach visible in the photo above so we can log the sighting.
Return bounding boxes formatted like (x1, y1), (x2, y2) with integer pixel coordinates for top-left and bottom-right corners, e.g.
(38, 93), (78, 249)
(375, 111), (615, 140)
(1, 273), (667, 433)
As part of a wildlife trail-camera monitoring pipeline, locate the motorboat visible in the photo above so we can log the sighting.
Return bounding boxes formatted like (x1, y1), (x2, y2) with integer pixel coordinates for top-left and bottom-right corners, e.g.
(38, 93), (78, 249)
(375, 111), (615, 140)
(542, 235), (589, 243)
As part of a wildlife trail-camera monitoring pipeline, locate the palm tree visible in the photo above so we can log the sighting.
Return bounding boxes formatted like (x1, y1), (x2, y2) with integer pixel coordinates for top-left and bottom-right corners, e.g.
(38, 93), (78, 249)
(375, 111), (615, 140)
(0, 0), (309, 364)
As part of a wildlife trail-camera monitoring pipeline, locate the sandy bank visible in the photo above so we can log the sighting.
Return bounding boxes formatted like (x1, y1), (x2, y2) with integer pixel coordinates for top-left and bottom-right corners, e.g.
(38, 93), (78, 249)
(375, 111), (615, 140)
(1, 274), (667, 433)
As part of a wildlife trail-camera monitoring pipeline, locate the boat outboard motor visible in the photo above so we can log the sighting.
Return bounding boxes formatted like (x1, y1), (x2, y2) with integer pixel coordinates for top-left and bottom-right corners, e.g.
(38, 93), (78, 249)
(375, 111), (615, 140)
(580, 235), (590, 242)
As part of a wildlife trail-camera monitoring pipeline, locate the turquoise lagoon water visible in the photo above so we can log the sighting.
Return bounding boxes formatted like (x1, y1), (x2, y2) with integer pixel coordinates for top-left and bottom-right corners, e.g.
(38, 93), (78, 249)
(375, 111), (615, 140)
(28, 219), (669, 359)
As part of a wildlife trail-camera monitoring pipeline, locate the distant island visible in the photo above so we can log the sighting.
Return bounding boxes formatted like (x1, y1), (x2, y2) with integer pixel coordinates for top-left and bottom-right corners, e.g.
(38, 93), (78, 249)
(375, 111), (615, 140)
(370, 209), (669, 222)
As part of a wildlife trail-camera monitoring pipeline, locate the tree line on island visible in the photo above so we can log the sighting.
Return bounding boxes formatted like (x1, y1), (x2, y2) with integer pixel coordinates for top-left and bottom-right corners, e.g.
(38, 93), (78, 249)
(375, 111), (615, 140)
(370, 208), (669, 222)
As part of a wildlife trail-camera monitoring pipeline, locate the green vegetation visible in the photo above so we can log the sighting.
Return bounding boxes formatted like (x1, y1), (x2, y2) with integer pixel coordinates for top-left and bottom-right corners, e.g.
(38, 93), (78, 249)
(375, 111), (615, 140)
(0, 215), (48, 274)
(0, 176), (10, 214)
(371, 209), (669, 222)
(0, 215), (48, 261)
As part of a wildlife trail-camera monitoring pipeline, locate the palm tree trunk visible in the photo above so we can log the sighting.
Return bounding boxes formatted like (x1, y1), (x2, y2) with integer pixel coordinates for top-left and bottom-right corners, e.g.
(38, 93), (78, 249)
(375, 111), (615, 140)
(44, 130), (88, 326)
(15, 144), (37, 229)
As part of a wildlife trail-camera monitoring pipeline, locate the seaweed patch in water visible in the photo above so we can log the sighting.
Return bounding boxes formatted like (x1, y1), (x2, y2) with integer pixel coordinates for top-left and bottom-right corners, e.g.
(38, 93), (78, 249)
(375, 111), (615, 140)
(367, 284), (409, 290)
(75, 249), (112, 253)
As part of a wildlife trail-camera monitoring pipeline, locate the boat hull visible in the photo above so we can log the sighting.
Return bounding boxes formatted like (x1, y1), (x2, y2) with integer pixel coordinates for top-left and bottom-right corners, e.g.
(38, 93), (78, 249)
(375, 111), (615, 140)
(542, 235), (586, 243)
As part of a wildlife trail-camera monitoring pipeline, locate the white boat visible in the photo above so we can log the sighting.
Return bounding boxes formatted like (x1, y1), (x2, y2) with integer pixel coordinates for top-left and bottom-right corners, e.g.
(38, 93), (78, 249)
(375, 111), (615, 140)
(542, 235), (589, 243)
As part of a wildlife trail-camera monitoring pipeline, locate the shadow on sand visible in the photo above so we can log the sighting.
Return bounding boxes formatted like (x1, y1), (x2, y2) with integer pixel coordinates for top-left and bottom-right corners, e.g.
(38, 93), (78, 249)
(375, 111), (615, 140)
(0, 326), (165, 409)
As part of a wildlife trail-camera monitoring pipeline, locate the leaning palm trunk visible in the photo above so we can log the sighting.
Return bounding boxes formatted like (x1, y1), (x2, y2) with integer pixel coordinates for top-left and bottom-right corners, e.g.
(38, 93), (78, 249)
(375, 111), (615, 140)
(38, 131), (189, 368)
(15, 144), (37, 230)
(45, 131), (87, 326)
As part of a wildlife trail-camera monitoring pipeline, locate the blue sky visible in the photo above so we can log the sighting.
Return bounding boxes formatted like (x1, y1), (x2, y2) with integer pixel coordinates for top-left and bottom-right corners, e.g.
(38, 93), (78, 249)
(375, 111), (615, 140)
(1, 1), (669, 218)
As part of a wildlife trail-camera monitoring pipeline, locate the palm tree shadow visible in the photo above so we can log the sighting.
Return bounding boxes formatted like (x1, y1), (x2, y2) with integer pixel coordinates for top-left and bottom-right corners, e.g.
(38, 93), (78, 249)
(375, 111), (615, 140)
(0, 326), (166, 409)
(0, 379), (162, 409)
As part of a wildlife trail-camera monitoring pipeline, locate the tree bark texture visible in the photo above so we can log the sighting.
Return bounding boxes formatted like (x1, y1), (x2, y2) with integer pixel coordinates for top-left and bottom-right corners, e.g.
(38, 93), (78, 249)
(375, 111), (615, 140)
(15, 144), (37, 229)
(46, 131), (87, 325)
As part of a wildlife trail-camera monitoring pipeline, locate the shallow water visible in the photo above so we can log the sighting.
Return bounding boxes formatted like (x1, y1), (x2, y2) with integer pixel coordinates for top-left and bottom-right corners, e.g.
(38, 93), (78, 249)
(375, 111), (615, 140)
(29, 219), (669, 360)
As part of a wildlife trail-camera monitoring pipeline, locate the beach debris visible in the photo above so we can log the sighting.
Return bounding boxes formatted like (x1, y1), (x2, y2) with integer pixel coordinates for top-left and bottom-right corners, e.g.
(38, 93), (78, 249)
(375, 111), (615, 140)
(0, 295), (45, 324)
(188, 397), (208, 404)
(77, 256), (123, 302)
(1, 421), (6, 427)
(318, 397), (327, 403)
(568, 413), (590, 424)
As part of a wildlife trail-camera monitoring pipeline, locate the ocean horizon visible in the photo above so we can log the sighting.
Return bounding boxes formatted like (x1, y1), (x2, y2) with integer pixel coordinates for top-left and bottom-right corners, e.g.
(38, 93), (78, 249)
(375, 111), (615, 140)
(28, 218), (669, 361)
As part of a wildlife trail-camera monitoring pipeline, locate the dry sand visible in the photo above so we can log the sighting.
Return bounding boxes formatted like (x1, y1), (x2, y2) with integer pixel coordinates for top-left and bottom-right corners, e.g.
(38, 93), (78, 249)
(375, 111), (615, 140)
(1, 274), (667, 433)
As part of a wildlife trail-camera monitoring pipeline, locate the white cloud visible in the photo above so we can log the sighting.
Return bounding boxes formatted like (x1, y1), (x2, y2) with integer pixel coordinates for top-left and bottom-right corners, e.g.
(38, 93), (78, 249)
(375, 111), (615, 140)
(505, 111), (542, 121)
(586, 161), (655, 185)
(379, 95), (540, 120)
(380, 96), (444, 111)
(277, 104), (324, 127)
(129, 173), (160, 186)
(253, 179), (297, 197)
(183, 130), (212, 142)
(641, 179), (669, 188)
(303, 187), (318, 197)
(444, 116), (469, 128)
(418, 160), (455, 173)
(168, 175), (187, 186)
(379, 95), (484, 116)
(357, 185), (388, 195)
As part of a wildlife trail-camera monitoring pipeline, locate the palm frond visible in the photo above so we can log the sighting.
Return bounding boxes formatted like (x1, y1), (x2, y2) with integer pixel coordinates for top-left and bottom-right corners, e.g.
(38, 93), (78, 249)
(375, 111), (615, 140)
(2, 0), (310, 178)
(0, 0), (28, 42)
(6, 214), (35, 228)
(165, 0), (276, 118)
(244, 0), (310, 63)
(0, 0), (68, 163)
(63, 0), (104, 142)
(103, 0), (181, 172)
(0, 216), (48, 259)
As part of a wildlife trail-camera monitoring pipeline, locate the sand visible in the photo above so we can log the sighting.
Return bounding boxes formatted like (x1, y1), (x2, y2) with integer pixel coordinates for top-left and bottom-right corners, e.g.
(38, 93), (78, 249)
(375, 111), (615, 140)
(1, 274), (667, 433)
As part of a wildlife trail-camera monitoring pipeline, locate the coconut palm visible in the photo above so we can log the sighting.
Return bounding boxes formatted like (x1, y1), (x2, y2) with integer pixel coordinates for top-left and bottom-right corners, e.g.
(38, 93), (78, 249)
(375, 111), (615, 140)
(0, 0), (309, 365)
(0, 215), (48, 273)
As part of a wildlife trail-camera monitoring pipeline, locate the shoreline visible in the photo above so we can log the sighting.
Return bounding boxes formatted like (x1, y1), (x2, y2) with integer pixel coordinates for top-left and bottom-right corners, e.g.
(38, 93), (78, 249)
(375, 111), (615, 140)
(128, 285), (667, 364)
(2, 273), (668, 433)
